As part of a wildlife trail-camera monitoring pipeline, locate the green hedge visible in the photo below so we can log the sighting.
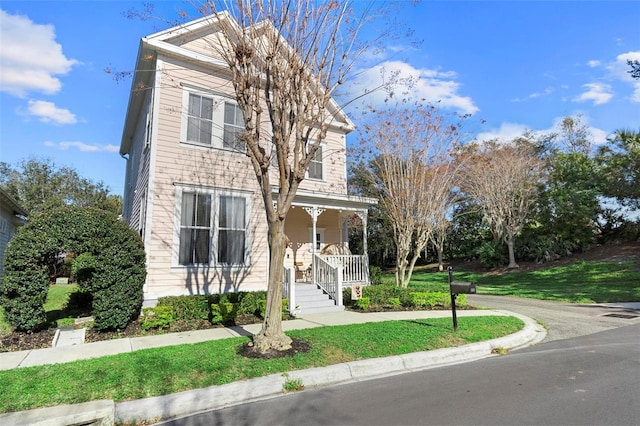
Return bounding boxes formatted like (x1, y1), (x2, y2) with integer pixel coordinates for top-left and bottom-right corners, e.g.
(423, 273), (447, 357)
(142, 292), (288, 329)
(0, 206), (146, 331)
(343, 284), (468, 311)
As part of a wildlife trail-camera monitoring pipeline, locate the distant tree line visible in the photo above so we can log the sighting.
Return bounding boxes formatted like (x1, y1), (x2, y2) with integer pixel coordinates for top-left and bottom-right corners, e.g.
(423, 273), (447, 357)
(350, 111), (639, 275)
(0, 157), (122, 216)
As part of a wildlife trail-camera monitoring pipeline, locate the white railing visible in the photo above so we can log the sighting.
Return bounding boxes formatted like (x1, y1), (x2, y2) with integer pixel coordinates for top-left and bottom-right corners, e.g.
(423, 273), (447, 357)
(282, 266), (295, 315)
(320, 255), (369, 285)
(314, 254), (343, 306)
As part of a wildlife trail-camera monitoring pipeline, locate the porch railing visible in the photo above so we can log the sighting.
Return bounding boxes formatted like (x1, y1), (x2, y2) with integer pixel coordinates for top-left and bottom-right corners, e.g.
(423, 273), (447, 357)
(282, 266), (295, 315)
(320, 255), (369, 285)
(314, 254), (343, 306)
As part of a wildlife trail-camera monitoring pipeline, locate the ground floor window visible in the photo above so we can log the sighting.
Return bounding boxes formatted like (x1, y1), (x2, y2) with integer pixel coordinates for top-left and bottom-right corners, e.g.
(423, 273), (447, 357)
(176, 187), (251, 267)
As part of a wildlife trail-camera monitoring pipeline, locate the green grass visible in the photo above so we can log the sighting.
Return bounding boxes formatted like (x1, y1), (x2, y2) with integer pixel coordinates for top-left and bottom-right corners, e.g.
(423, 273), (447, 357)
(406, 260), (640, 303)
(0, 284), (88, 331)
(0, 316), (522, 413)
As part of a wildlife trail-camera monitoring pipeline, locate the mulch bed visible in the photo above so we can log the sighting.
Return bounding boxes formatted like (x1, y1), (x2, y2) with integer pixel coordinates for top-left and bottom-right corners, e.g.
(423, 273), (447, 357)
(0, 328), (57, 353)
(237, 338), (311, 359)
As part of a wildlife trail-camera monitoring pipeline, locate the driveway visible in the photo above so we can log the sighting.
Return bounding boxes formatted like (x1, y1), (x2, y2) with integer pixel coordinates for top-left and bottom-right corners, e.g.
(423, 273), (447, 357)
(467, 294), (640, 342)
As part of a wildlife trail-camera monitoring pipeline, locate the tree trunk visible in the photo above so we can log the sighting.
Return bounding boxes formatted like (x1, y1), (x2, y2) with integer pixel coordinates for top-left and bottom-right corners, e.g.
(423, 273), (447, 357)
(506, 236), (519, 269)
(437, 245), (444, 272)
(253, 219), (293, 352)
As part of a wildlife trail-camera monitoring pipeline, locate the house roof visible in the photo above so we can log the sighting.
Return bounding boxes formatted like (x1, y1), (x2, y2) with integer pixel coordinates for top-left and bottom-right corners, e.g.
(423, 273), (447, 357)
(120, 12), (356, 156)
(0, 187), (28, 218)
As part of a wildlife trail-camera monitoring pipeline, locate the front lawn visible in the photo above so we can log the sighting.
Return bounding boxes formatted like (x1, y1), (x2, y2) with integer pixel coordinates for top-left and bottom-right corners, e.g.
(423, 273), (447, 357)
(406, 260), (640, 303)
(0, 315), (522, 413)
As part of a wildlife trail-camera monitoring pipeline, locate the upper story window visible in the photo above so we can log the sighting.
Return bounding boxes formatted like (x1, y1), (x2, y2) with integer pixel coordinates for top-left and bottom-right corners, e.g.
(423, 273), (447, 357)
(307, 144), (324, 180)
(182, 87), (244, 151)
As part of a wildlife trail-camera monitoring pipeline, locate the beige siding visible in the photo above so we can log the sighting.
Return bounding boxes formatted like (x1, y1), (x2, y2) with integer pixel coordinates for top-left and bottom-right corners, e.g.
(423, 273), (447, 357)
(144, 57), (269, 299)
(123, 84), (153, 234)
(133, 42), (352, 299)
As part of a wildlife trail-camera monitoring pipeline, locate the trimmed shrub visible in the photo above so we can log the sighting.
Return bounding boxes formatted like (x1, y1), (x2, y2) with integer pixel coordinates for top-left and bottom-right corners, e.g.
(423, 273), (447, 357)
(0, 206), (146, 332)
(141, 306), (175, 331)
(363, 284), (410, 307)
(355, 297), (370, 311)
(71, 253), (97, 286)
(238, 291), (266, 316)
(369, 265), (383, 285)
(157, 295), (210, 322)
(408, 292), (468, 309)
(211, 303), (239, 324)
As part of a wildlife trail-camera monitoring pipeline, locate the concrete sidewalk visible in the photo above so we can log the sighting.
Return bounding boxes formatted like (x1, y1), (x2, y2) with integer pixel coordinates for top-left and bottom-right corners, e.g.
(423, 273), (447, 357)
(0, 309), (545, 425)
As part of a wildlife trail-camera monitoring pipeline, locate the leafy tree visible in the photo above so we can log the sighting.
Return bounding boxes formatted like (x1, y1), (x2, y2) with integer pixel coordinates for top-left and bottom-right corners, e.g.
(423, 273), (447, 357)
(628, 59), (640, 79)
(458, 140), (544, 268)
(358, 103), (465, 286)
(348, 160), (395, 268)
(0, 157), (122, 215)
(537, 152), (602, 253)
(597, 129), (640, 208)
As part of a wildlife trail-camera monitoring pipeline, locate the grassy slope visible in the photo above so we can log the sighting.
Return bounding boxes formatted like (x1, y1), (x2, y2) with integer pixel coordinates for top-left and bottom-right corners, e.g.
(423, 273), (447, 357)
(407, 260), (640, 303)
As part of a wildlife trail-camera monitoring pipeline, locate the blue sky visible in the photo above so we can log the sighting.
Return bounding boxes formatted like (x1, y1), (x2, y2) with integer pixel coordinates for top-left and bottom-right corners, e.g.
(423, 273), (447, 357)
(1, 1), (639, 197)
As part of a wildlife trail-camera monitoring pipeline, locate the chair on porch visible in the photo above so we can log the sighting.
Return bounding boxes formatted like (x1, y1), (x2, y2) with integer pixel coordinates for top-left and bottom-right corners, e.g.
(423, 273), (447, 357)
(294, 262), (311, 282)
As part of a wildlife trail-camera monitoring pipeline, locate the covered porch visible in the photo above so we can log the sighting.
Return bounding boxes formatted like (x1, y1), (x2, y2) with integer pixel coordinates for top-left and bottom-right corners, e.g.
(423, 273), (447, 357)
(280, 189), (377, 314)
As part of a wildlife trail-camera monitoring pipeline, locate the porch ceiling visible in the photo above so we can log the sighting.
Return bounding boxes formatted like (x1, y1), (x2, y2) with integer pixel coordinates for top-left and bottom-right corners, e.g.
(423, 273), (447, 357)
(274, 188), (377, 212)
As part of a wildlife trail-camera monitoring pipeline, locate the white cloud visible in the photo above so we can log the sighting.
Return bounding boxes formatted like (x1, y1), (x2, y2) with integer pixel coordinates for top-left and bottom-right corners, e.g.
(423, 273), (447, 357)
(475, 116), (608, 146)
(528, 87), (554, 99)
(573, 83), (613, 105)
(475, 122), (530, 143)
(587, 60), (601, 68)
(27, 100), (77, 124)
(614, 51), (640, 103)
(0, 10), (78, 97)
(350, 60), (479, 114)
(44, 141), (119, 153)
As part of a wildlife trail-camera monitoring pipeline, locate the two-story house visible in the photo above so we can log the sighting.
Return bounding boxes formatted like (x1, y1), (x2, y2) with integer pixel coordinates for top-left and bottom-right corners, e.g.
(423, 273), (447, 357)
(119, 13), (376, 312)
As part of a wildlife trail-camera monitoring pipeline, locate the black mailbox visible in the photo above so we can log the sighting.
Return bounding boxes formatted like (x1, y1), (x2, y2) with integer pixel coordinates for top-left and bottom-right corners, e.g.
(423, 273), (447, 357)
(447, 266), (476, 330)
(450, 281), (476, 295)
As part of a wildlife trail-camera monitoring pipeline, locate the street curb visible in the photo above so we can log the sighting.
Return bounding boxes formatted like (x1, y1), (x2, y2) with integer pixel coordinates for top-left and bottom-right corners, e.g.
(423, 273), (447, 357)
(116, 312), (544, 424)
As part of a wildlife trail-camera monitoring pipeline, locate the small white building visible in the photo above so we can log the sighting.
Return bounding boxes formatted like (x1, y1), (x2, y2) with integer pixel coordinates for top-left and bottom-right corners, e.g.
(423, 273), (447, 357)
(0, 188), (28, 279)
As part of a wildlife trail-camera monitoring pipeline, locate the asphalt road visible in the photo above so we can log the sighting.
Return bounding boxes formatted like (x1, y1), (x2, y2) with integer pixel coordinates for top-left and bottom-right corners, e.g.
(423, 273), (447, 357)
(161, 323), (640, 426)
(466, 295), (640, 342)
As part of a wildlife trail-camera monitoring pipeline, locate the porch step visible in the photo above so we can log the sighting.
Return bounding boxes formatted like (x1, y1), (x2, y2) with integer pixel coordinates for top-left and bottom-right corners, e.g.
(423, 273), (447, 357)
(293, 284), (344, 315)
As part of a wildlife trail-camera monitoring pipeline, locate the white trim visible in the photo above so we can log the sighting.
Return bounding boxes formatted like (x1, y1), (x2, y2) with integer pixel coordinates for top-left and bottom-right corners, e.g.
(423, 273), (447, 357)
(172, 184), (252, 269)
(308, 227), (325, 252)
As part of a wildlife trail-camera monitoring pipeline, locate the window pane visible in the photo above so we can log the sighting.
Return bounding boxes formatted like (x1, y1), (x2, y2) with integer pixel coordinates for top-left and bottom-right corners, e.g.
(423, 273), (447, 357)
(196, 194), (211, 226)
(181, 193), (196, 226)
(224, 103), (235, 124)
(188, 94), (201, 116)
(193, 229), (210, 263)
(201, 97), (213, 119)
(219, 230), (245, 264)
(218, 196), (246, 264)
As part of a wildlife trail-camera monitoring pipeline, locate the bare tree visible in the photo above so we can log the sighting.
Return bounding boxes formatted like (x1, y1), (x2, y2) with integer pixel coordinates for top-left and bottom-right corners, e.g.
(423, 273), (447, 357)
(458, 140), (544, 268)
(182, 1), (383, 352)
(360, 103), (465, 287)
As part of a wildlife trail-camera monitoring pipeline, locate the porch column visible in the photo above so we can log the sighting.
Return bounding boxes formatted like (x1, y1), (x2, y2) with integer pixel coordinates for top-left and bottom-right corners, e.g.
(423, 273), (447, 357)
(303, 206), (325, 285)
(356, 210), (369, 255)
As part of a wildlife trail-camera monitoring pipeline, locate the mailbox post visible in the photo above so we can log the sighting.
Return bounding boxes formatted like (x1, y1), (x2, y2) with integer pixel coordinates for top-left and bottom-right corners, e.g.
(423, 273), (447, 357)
(447, 266), (476, 331)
